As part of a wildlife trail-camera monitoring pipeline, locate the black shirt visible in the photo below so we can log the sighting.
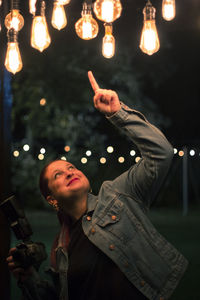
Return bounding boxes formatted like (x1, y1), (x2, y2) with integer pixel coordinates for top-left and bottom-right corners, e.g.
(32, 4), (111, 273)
(67, 217), (148, 300)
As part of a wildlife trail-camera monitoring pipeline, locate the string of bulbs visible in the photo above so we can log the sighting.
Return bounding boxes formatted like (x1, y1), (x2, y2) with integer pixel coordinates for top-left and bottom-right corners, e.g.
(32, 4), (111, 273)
(0, 0), (176, 75)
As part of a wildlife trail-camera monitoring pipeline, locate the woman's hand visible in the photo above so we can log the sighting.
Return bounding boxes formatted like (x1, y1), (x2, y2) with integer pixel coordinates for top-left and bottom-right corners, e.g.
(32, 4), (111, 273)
(88, 71), (121, 116)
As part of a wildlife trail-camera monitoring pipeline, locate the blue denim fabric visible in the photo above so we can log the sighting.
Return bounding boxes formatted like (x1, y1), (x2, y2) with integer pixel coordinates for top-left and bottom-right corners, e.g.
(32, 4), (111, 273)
(21, 104), (188, 300)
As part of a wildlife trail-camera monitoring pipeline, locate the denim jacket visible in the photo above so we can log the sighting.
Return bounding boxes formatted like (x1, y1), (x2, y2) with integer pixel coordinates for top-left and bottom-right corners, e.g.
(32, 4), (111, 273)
(21, 103), (188, 300)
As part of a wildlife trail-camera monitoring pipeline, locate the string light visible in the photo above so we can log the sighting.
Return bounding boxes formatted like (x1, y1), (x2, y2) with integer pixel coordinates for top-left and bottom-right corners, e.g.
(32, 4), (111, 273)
(162, 0), (176, 21)
(140, 0), (160, 55)
(75, 2), (99, 40)
(130, 150), (136, 156)
(13, 150), (20, 157)
(40, 148), (46, 154)
(81, 157), (87, 164)
(102, 23), (115, 58)
(31, 0), (51, 52)
(38, 153), (44, 160)
(86, 150), (92, 156)
(23, 144), (30, 151)
(118, 156), (124, 163)
(51, 1), (67, 31)
(40, 98), (46, 106)
(107, 146), (114, 153)
(93, 0), (122, 23)
(100, 157), (106, 164)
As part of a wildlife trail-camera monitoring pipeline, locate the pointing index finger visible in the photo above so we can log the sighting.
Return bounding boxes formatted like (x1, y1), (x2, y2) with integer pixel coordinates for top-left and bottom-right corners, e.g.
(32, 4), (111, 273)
(88, 71), (100, 92)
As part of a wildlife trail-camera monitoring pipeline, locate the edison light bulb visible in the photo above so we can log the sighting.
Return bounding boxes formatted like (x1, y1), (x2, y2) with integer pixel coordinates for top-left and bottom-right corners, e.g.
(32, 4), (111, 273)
(102, 23), (115, 58)
(51, 2), (67, 30)
(140, 0), (160, 55)
(162, 0), (176, 21)
(75, 2), (99, 40)
(5, 29), (23, 74)
(5, 9), (24, 31)
(94, 0), (122, 23)
(29, 0), (37, 15)
(31, 1), (51, 52)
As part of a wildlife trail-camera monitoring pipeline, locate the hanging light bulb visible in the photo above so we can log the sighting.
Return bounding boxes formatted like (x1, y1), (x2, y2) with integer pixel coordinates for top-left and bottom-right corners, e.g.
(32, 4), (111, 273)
(5, 28), (23, 74)
(29, 0), (37, 15)
(140, 0), (160, 56)
(94, 0), (122, 23)
(162, 0), (176, 21)
(31, 0), (51, 52)
(51, 1), (67, 30)
(75, 2), (99, 40)
(5, 0), (24, 32)
(102, 23), (115, 58)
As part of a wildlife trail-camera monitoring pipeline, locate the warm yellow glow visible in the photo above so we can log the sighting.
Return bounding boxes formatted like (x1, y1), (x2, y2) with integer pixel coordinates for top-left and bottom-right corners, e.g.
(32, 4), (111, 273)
(100, 157), (106, 164)
(102, 24), (115, 59)
(102, 0), (114, 23)
(5, 10), (24, 31)
(64, 145), (70, 152)
(5, 42), (23, 74)
(118, 156), (125, 163)
(162, 0), (176, 21)
(140, 20), (160, 55)
(130, 150), (136, 156)
(75, 15), (99, 40)
(86, 150), (92, 156)
(94, 0), (122, 22)
(57, 0), (71, 5)
(40, 98), (46, 106)
(178, 150), (184, 157)
(81, 157), (87, 164)
(107, 146), (114, 153)
(135, 156), (141, 163)
(31, 16), (51, 52)
(29, 0), (37, 15)
(13, 151), (20, 157)
(38, 154), (44, 160)
(51, 2), (67, 30)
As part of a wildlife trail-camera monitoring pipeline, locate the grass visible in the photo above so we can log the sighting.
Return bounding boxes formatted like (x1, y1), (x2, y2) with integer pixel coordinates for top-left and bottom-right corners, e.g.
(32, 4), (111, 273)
(10, 208), (200, 300)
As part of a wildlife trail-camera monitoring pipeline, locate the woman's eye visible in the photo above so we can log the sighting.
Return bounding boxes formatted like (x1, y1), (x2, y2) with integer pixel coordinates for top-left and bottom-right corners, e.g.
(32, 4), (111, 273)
(55, 172), (62, 179)
(68, 166), (75, 171)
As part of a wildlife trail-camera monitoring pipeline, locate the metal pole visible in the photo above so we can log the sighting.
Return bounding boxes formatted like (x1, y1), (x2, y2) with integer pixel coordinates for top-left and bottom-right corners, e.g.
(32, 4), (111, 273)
(182, 146), (188, 216)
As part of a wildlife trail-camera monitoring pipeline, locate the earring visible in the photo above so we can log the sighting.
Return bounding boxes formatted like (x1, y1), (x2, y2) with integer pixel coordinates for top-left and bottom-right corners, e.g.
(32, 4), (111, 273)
(49, 200), (59, 211)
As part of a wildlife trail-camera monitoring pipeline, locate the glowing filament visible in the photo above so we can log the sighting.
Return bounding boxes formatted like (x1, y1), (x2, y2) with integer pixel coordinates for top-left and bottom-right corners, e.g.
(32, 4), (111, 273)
(162, 0), (176, 21)
(51, 2), (67, 30)
(31, 16), (51, 52)
(102, 0), (114, 23)
(5, 42), (23, 74)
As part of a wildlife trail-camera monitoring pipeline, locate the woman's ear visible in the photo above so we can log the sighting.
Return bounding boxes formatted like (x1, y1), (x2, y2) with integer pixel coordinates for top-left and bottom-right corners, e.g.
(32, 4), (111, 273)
(47, 196), (59, 211)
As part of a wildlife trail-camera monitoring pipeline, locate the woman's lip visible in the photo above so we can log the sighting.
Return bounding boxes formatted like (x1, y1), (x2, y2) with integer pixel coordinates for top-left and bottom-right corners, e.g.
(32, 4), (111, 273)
(67, 178), (79, 186)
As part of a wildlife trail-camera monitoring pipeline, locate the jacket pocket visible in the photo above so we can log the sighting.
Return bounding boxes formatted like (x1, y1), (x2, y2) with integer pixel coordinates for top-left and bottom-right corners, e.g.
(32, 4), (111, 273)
(96, 198), (124, 227)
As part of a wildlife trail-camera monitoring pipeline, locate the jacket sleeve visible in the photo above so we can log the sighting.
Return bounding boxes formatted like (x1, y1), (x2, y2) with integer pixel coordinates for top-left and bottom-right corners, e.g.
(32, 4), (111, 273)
(107, 102), (174, 208)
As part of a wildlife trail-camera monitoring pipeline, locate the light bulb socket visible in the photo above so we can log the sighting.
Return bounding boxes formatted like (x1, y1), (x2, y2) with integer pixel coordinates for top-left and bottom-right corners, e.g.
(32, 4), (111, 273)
(35, 0), (46, 16)
(7, 28), (18, 43)
(104, 23), (113, 34)
(11, 0), (19, 10)
(143, 0), (156, 20)
(82, 2), (93, 16)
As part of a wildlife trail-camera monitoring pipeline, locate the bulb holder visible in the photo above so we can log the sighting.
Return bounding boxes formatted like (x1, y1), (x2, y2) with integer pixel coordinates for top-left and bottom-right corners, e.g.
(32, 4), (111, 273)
(82, 2), (93, 16)
(11, 0), (19, 10)
(7, 28), (18, 43)
(143, 0), (156, 21)
(104, 22), (113, 34)
(36, 0), (46, 16)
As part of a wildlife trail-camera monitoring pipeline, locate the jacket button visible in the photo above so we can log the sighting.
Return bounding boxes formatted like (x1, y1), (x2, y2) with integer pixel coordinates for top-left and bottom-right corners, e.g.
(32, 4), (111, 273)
(140, 280), (145, 287)
(86, 216), (91, 221)
(111, 215), (117, 220)
(109, 244), (115, 250)
(91, 227), (95, 234)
